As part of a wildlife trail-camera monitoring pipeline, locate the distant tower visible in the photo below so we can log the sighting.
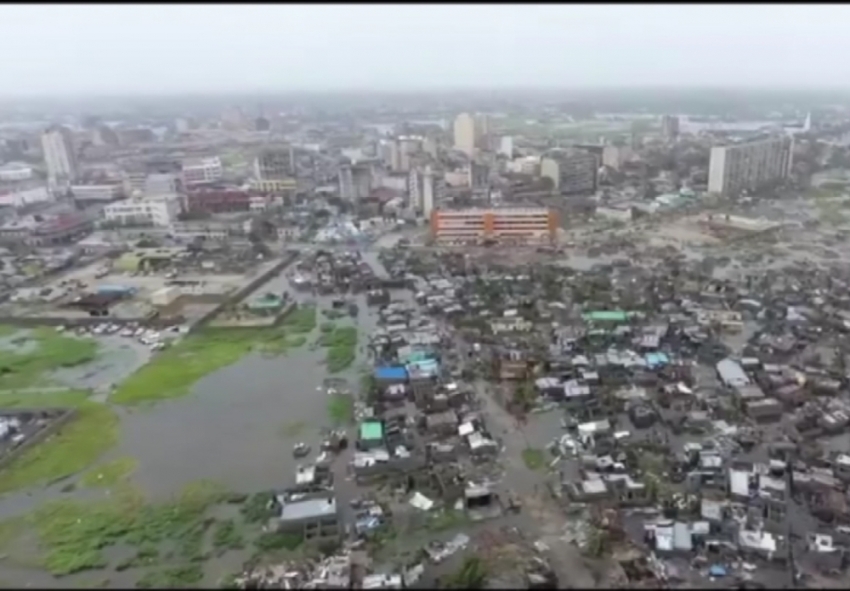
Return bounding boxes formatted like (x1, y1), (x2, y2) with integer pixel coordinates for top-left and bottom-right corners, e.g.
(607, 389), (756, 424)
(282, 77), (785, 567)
(42, 125), (78, 186)
(453, 113), (476, 157)
(804, 112), (812, 133)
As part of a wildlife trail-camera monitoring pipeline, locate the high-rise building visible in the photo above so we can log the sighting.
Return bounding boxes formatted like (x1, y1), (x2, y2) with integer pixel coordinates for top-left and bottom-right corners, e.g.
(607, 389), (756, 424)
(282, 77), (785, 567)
(661, 115), (680, 140)
(253, 146), (297, 193)
(430, 207), (557, 245)
(453, 113), (477, 156)
(409, 166), (443, 216)
(499, 136), (514, 158)
(474, 114), (490, 149)
(398, 136), (422, 172)
(182, 156), (223, 186)
(707, 136), (793, 196)
(41, 125), (78, 185)
(540, 150), (599, 195)
(339, 164), (372, 203)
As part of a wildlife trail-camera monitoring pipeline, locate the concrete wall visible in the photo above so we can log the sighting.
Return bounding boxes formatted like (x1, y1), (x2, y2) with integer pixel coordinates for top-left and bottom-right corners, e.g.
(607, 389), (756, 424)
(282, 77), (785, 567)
(191, 252), (298, 332)
(0, 407), (77, 472)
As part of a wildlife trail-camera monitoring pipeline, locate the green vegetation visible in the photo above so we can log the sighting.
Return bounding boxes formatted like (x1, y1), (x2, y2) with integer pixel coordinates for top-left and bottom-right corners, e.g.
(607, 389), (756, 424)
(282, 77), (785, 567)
(110, 326), (310, 405)
(253, 531), (303, 552)
(0, 328), (98, 389)
(521, 447), (546, 471)
(426, 509), (470, 532)
(212, 519), (244, 551)
(136, 564), (204, 589)
(442, 556), (488, 589)
(320, 322), (336, 334)
(327, 393), (354, 425)
(79, 457), (138, 489)
(0, 390), (119, 494)
(319, 326), (358, 373)
(240, 491), (277, 524)
(29, 481), (224, 576)
(281, 304), (317, 334)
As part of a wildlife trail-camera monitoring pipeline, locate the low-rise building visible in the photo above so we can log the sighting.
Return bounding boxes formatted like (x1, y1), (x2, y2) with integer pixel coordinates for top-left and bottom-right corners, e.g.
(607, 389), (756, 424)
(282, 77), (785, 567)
(103, 194), (182, 227)
(429, 207), (557, 245)
(181, 156), (222, 186)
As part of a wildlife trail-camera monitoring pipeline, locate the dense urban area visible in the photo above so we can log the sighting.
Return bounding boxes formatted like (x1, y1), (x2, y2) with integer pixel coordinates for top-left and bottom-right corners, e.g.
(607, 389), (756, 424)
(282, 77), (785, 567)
(1, 90), (850, 589)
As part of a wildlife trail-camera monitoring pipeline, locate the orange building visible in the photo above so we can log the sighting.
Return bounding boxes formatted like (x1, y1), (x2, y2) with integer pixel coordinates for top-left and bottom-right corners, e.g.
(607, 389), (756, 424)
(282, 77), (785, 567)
(429, 207), (558, 245)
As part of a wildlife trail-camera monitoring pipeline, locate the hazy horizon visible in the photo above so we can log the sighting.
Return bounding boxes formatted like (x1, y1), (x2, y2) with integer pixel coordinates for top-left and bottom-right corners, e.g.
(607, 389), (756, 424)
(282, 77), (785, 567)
(1, 4), (848, 97)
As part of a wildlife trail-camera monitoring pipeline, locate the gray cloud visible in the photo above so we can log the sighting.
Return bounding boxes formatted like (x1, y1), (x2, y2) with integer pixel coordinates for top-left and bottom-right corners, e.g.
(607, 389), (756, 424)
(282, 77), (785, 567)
(0, 4), (846, 96)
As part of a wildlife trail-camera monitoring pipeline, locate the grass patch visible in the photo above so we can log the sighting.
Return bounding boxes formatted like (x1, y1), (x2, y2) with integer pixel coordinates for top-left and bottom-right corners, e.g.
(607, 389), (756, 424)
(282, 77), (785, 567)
(521, 447), (546, 471)
(79, 457), (137, 489)
(327, 393), (354, 425)
(426, 510), (471, 532)
(110, 327), (301, 405)
(212, 519), (244, 551)
(0, 325), (19, 338)
(253, 531), (303, 552)
(0, 390), (119, 494)
(29, 480), (225, 576)
(281, 304), (317, 334)
(240, 492), (277, 524)
(137, 564), (204, 589)
(319, 327), (358, 374)
(0, 328), (98, 389)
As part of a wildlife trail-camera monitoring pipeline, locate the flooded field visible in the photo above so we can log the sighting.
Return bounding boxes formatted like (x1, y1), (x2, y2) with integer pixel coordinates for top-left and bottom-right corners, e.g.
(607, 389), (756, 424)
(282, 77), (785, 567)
(0, 259), (386, 588)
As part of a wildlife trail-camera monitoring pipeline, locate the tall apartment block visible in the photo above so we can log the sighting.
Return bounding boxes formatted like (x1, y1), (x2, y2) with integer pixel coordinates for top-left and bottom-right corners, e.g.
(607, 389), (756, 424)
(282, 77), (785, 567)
(540, 150), (598, 195)
(42, 125), (78, 185)
(339, 163), (372, 203)
(707, 136), (793, 197)
(661, 115), (680, 140)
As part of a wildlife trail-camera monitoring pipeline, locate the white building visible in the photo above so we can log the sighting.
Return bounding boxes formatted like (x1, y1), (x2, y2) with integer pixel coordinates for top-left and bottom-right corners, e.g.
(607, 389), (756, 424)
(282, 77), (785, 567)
(103, 194), (182, 227)
(339, 164), (372, 202)
(498, 136), (514, 158)
(408, 166), (443, 216)
(0, 186), (52, 208)
(707, 136), (793, 196)
(41, 125), (78, 184)
(182, 156), (222, 186)
(507, 156), (541, 176)
(71, 184), (125, 202)
(453, 113), (477, 157)
(0, 162), (33, 182)
(398, 136), (422, 172)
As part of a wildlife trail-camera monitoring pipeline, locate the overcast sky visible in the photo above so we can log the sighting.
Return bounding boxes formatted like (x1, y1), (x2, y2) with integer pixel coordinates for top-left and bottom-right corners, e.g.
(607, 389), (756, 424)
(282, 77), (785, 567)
(0, 4), (846, 96)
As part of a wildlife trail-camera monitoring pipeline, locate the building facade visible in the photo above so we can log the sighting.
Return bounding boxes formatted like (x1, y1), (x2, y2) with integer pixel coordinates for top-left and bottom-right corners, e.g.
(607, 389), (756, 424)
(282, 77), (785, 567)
(707, 136), (793, 196)
(70, 183), (125, 203)
(41, 126), (78, 184)
(339, 164), (372, 203)
(429, 207), (557, 245)
(541, 150), (598, 195)
(255, 146), (295, 180)
(453, 113), (477, 157)
(103, 194), (182, 227)
(661, 115), (680, 140)
(184, 188), (261, 214)
(182, 156), (223, 186)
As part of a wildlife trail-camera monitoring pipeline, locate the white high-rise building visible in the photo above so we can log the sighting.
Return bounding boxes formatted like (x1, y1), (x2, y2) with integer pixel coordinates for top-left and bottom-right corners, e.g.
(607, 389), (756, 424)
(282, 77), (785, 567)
(707, 136), (793, 196)
(453, 113), (477, 156)
(408, 166), (443, 216)
(42, 125), (78, 185)
(499, 136), (514, 158)
(339, 164), (372, 203)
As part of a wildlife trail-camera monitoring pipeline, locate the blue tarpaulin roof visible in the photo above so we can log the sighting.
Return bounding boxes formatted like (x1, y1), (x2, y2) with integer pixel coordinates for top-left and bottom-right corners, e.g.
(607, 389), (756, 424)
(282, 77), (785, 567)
(374, 366), (408, 381)
(645, 352), (670, 368)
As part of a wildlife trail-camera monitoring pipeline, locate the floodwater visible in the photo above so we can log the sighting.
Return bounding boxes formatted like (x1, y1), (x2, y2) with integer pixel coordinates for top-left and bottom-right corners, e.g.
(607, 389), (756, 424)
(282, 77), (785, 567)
(0, 255), (391, 587)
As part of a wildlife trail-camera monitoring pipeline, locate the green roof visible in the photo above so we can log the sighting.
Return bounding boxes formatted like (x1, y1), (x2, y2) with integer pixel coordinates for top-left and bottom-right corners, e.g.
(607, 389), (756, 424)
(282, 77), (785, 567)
(359, 421), (383, 441)
(582, 310), (636, 323)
